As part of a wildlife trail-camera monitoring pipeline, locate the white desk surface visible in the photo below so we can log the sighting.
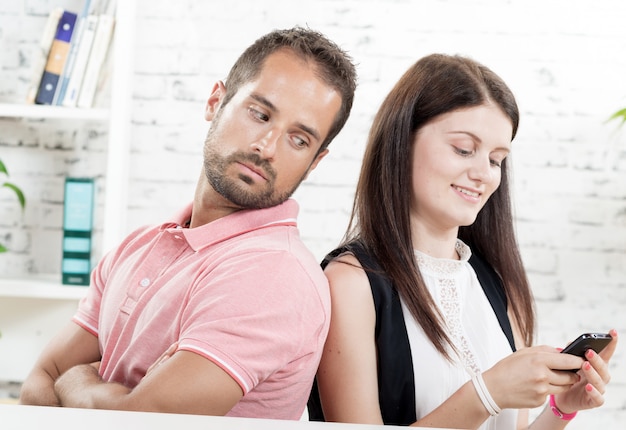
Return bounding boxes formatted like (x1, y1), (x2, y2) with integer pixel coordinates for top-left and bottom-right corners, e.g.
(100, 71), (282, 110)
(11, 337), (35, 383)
(0, 404), (452, 429)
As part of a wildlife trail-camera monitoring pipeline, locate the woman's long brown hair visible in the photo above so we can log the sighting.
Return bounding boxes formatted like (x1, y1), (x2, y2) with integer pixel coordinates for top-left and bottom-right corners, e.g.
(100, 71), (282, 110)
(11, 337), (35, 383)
(342, 54), (535, 359)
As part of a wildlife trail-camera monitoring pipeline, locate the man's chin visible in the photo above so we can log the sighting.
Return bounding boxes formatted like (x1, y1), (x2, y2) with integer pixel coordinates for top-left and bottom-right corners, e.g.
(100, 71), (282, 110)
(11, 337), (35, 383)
(214, 178), (295, 210)
(224, 192), (287, 211)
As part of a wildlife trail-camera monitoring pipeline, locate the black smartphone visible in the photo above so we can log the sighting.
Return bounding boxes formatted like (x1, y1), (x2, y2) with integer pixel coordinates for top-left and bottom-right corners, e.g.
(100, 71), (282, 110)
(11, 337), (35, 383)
(561, 332), (612, 358)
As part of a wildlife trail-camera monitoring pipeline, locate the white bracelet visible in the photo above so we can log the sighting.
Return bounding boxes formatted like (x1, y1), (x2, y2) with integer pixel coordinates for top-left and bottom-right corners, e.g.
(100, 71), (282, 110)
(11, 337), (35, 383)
(471, 372), (501, 416)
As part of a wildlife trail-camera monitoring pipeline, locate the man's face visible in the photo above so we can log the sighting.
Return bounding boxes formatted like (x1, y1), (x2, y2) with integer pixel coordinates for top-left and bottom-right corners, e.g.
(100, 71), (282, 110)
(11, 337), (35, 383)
(202, 50), (342, 209)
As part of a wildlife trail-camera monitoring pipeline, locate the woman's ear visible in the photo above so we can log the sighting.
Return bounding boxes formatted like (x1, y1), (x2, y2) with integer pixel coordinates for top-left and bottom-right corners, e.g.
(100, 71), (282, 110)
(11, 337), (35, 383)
(204, 81), (226, 121)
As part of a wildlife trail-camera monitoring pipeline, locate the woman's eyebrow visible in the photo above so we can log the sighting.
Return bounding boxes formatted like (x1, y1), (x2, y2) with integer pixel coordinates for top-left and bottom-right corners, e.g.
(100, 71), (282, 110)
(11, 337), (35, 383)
(448, 130), (510, 153)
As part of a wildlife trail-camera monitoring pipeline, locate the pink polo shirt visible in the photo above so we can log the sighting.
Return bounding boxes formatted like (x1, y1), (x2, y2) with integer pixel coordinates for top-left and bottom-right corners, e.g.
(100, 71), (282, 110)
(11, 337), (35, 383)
(73, 199), (330, 419)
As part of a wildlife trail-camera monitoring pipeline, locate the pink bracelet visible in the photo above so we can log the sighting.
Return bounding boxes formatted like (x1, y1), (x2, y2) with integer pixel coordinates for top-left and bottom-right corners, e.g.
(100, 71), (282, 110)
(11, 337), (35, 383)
(549, 394), (577, 420)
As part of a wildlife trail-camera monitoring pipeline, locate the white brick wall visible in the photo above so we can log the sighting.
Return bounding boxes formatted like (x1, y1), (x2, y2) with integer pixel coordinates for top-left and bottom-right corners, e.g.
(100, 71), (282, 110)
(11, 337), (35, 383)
(1, 0), (624, 426)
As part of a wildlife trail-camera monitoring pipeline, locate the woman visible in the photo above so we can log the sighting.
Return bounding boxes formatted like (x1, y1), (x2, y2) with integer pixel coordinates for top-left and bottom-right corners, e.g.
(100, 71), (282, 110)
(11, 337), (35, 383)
(308, 54), (617, 429)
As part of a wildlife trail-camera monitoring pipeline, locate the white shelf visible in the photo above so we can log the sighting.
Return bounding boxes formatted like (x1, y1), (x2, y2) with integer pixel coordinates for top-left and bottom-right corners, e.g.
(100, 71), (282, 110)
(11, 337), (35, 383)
(0, 103), (109, 121)
(0, 0), (136, 383)
(0, 276), (87, 300)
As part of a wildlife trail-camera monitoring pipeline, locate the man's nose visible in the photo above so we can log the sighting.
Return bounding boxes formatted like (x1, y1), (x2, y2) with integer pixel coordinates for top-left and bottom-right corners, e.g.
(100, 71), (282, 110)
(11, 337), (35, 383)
(250, 129), (278, 158)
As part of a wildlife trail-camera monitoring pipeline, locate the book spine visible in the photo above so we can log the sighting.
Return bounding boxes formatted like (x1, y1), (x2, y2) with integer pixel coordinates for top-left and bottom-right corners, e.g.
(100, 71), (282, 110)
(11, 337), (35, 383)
(55, 0), (95, 106)
(25, 7), (63, 104)
(35, 11), (78, 105)
(54, 18), (85, 105)
(76, 14), (115, 109)
(61, 15), (99, 108)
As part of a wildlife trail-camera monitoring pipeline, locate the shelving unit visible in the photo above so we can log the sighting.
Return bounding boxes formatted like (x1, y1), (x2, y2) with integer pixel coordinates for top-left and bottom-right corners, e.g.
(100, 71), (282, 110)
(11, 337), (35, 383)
(0, 103), (109, 121)
(0, 0), (136, 382)
(0, 276), (86, 301)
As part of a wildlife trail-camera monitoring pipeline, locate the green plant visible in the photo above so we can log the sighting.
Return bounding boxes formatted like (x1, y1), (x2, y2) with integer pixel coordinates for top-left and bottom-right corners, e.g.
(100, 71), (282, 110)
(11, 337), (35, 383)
(0, 159), (26, 253)
(608, 107), (626, 127)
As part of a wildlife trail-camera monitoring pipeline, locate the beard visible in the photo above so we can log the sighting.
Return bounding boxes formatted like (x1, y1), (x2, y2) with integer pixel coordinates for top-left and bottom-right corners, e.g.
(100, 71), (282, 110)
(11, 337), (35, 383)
(202, 127), (305, 210)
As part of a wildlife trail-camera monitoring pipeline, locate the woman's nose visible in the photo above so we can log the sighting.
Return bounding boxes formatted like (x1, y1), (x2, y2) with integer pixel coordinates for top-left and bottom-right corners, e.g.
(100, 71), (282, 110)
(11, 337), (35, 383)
(468, 156), (493, 183)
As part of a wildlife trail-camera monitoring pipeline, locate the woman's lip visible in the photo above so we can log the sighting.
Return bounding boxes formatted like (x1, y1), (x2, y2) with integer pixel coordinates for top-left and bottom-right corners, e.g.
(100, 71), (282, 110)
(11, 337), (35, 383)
(451, 185), (481, 200)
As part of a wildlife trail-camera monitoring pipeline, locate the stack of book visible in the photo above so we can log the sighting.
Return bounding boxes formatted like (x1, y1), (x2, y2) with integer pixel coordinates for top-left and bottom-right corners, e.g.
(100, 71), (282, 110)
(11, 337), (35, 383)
(26, 0), (117, 109)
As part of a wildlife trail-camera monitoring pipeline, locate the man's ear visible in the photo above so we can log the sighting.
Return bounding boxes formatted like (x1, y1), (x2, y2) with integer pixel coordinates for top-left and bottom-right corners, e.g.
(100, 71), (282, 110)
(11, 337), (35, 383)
(204, 81), (226, 121)
(303, 148), (330, 180)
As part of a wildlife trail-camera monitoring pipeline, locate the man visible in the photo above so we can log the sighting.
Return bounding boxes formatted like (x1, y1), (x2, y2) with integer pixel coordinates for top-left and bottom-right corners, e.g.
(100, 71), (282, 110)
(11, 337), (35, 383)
(19, 27), (357, 420)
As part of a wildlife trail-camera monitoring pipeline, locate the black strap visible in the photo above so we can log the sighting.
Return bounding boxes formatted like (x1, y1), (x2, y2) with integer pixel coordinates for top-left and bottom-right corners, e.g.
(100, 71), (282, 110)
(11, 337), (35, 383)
(469, 251), (516, 352)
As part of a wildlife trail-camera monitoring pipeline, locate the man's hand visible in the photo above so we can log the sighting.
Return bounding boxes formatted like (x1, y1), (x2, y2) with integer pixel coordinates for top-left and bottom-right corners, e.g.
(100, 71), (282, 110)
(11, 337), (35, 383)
(146, 342), (178, 376)
(54, 363), (130, 409)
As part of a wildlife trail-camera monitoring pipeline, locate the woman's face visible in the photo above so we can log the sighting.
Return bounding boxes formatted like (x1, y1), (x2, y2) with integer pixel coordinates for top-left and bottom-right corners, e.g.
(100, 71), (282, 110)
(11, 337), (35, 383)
(410, 104), (513, 233)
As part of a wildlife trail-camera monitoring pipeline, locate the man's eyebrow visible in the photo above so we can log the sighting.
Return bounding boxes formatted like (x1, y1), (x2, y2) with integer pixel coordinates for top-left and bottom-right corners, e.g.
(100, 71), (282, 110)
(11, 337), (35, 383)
(251, 93), (276, 111)
(250, 93), (321, 142)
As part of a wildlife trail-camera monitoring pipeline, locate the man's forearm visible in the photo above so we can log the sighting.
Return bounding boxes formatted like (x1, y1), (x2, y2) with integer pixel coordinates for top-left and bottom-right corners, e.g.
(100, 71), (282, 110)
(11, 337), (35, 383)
(54, 363), (131, 410)
(19, 369), (61, 406)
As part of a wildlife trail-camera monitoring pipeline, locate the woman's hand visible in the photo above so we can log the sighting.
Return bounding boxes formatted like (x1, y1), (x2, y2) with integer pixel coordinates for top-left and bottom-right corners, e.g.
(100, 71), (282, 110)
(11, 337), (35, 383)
(482, 345), (584, 410)
(551, 329), (618, 414)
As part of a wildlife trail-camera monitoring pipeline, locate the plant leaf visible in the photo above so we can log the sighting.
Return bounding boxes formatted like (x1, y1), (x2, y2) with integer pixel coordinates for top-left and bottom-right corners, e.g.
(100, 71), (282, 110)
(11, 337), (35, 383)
(607, 107), (626, 125)
(0, 243), (7, 253)
(2, 182), (26, 209)
(0, 159), (7, 176)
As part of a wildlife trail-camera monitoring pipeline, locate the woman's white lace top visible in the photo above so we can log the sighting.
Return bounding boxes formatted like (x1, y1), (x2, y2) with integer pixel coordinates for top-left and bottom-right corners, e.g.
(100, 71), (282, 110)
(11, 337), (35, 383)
(401, 239), (517, 429)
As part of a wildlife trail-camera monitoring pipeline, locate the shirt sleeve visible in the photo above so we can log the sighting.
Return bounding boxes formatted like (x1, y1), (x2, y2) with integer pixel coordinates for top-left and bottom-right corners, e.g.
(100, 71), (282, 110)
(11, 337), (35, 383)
(177, 249), (328, 394)
(72, 253), (109, 336)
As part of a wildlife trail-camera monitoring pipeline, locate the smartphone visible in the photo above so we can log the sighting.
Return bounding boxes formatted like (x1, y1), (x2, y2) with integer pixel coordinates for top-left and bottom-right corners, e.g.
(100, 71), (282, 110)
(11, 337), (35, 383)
(561, 332), (612, 358)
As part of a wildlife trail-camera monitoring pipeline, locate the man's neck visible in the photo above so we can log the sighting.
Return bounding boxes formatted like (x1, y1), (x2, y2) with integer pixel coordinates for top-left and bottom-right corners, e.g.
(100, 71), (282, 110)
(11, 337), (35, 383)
(189, 197), (244, 228)
(190, 174), (244, 228)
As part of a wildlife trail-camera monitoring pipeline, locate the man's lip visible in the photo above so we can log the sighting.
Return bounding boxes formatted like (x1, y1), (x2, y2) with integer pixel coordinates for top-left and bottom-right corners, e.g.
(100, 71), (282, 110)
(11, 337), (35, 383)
(238, 161), (268, 181)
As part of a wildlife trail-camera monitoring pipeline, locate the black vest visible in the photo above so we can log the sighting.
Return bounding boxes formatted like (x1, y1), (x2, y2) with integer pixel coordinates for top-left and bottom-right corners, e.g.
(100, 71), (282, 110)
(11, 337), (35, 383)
(308, 241), (515, 426)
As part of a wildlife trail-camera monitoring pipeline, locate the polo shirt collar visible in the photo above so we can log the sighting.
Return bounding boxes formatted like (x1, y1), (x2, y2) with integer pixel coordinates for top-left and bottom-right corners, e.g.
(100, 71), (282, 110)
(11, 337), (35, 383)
(164, 199), (300, 252)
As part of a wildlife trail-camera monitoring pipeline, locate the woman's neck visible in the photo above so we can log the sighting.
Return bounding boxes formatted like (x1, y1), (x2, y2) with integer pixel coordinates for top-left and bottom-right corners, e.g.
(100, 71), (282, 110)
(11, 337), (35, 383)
(410, 220), (460, 260)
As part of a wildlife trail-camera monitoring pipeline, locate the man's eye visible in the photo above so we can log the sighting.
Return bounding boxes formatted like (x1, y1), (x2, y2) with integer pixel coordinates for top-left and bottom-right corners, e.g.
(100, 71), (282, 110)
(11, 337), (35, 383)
(292, 136), (309, 148)
(249, 107), (269, 122)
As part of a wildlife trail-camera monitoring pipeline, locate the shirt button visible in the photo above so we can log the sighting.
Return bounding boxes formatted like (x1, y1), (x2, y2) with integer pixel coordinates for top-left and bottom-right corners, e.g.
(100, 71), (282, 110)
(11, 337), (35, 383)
(139, 278), (151, 287)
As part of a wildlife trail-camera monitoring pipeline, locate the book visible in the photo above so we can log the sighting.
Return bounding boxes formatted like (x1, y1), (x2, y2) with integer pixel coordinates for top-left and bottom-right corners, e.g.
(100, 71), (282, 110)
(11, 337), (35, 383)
(76, 13), (115, 108)
(61, 15), (99, 107)
(62, 177), (95, 286)
(55, 0), (96, 105)
(25, 7), (63, 104)
(34, 10), (78, 105)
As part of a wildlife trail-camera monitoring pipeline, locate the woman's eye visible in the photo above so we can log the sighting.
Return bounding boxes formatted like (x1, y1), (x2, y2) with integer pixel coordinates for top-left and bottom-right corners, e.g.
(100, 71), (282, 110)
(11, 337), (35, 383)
(490, 159), (502, 168)
(453, 146), (473, 156)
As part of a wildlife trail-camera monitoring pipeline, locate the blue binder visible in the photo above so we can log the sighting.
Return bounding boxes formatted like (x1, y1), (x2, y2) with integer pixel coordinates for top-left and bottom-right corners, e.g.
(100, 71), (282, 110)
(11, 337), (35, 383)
(62, 177), (95, 286)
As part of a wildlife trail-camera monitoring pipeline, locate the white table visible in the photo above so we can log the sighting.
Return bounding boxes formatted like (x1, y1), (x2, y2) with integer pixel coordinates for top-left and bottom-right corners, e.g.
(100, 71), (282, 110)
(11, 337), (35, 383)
(0, 404), (452, 429)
